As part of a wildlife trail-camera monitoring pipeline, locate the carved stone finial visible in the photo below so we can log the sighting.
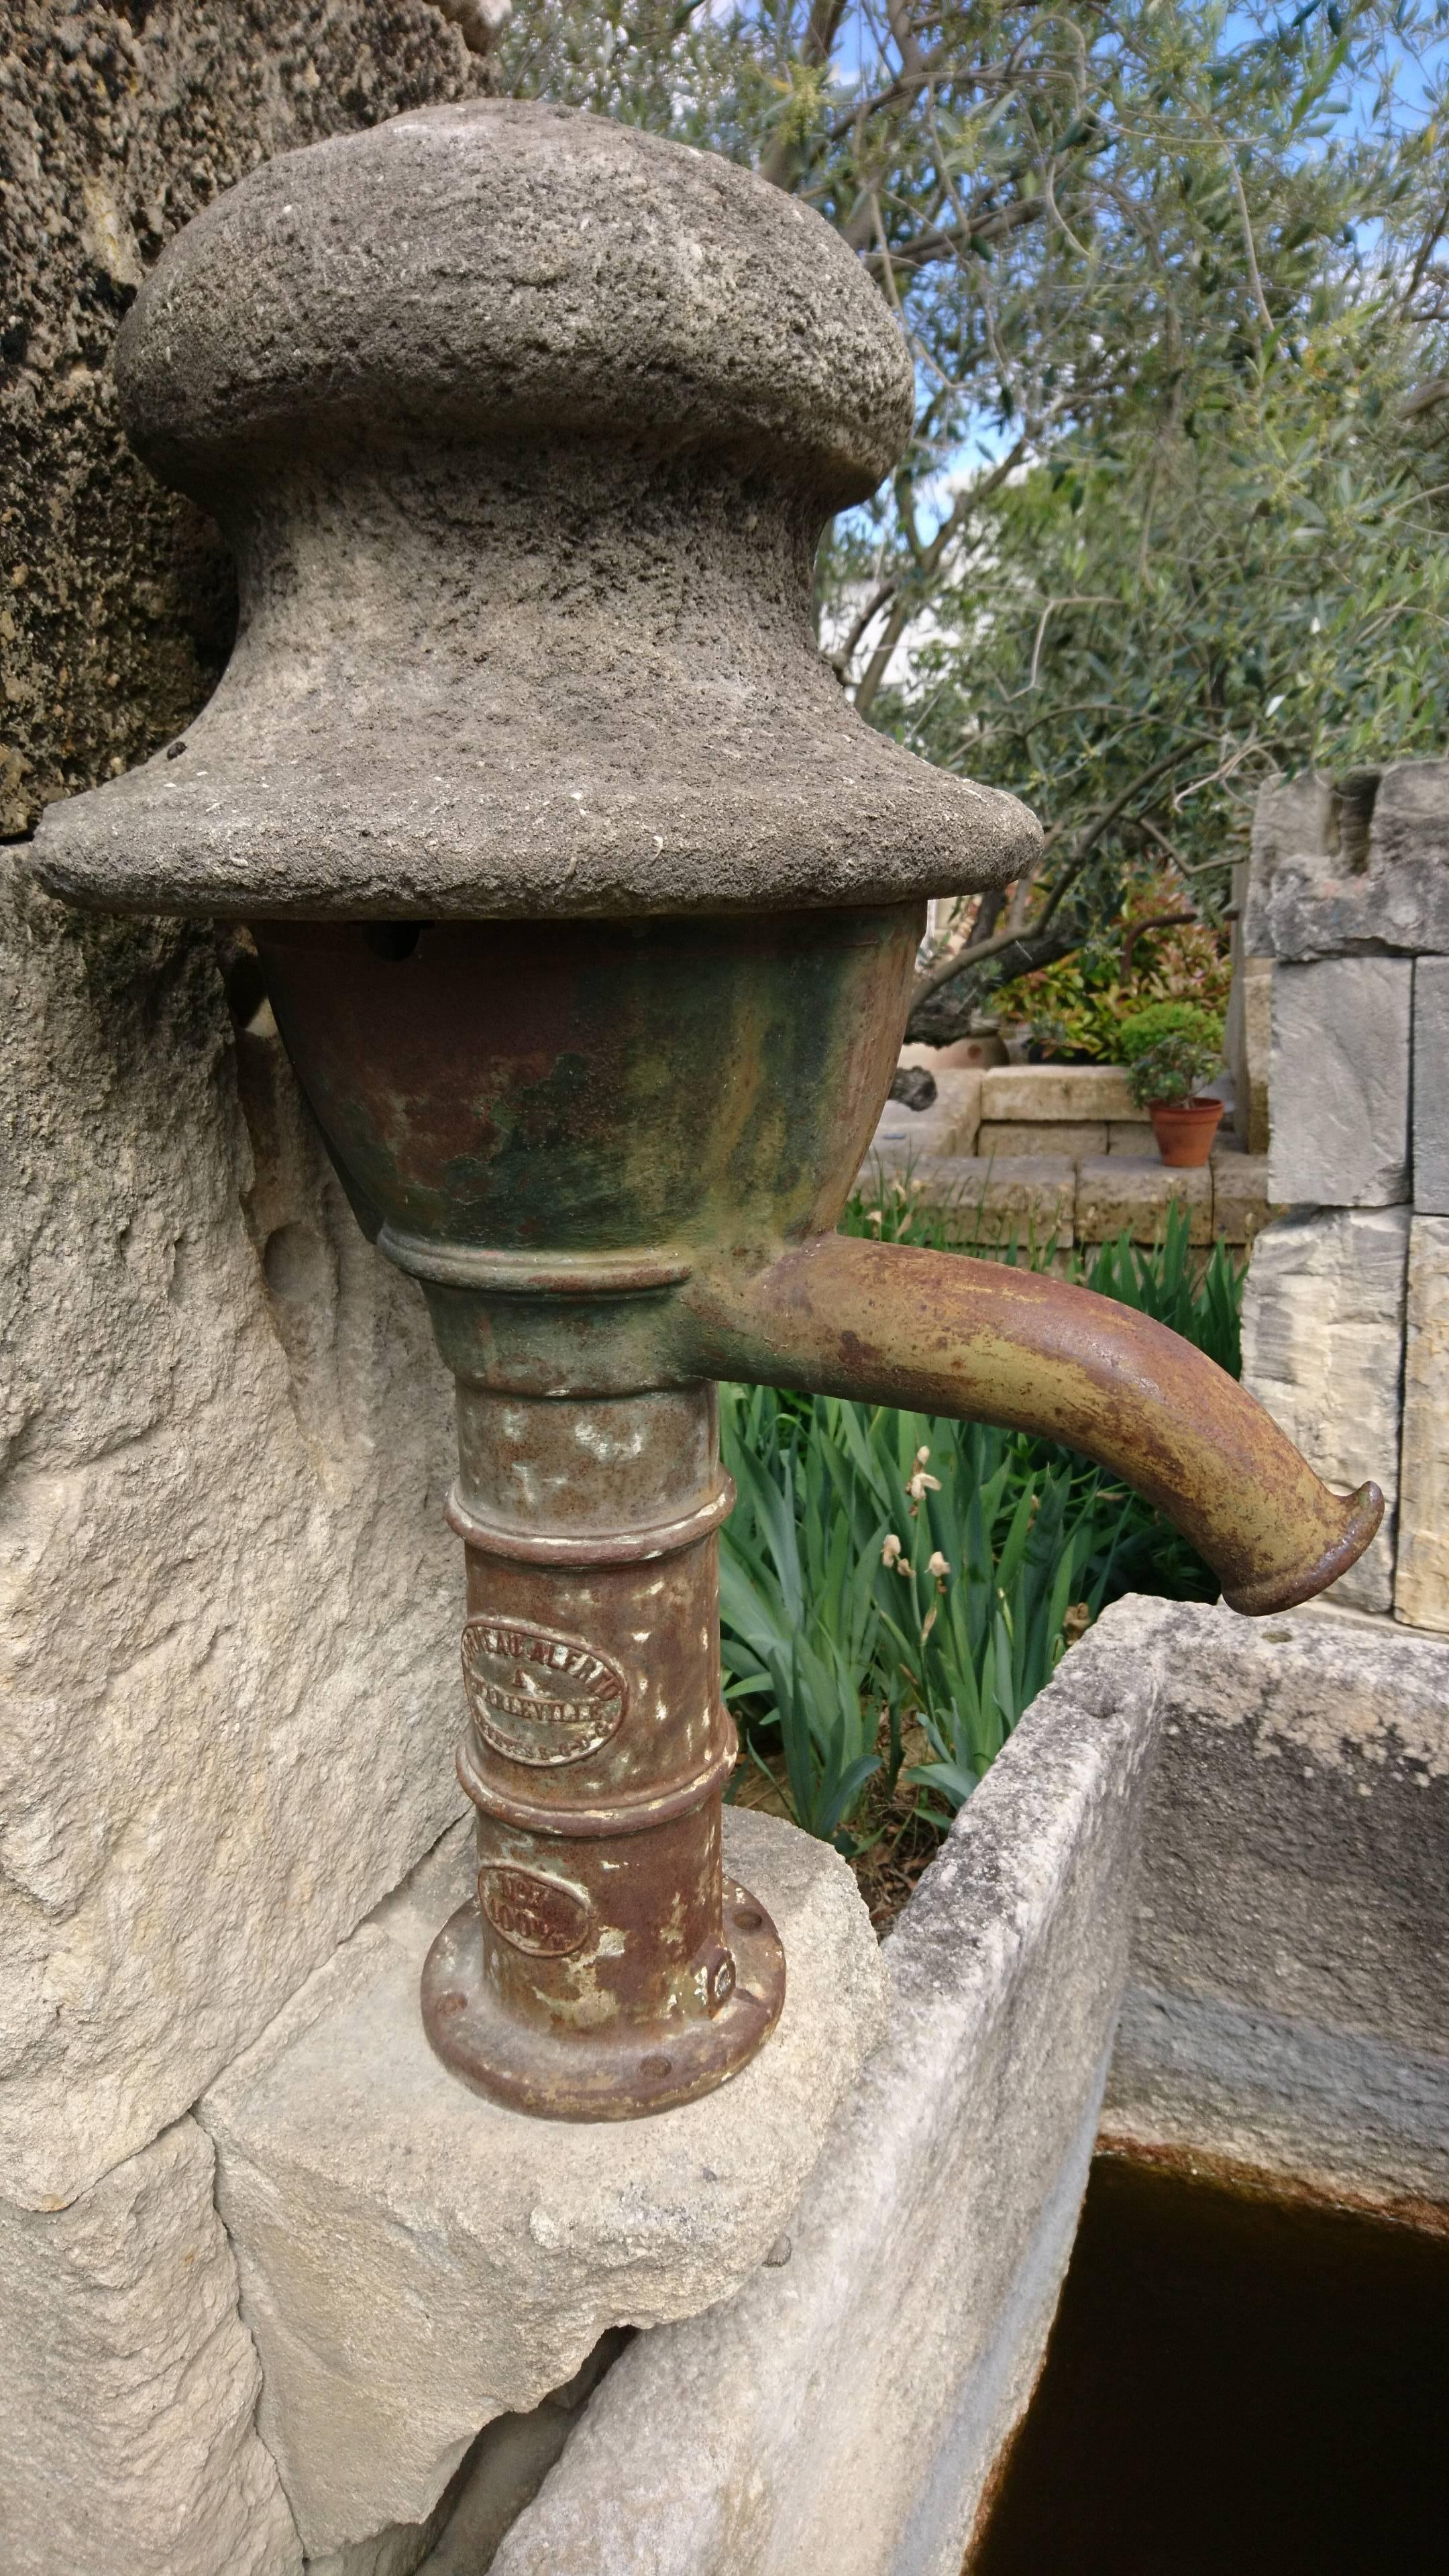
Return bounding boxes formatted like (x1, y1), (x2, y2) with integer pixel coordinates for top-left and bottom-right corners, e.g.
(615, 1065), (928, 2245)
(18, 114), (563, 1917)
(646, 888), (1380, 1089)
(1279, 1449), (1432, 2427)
(36, 99), (1038, 920)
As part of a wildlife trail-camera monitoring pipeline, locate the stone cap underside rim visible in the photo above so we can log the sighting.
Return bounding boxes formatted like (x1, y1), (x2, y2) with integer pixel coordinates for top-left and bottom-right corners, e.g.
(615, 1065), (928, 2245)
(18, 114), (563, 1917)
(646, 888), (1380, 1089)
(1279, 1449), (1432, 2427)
(35, 741), (1040, 920)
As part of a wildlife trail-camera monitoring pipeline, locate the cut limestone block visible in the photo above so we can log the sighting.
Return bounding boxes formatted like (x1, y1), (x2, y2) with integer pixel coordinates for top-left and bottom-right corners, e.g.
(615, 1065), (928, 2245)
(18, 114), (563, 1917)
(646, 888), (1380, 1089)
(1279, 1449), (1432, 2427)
(1105, 1117), (1156, 1153)
(980, 1063), (1138, 1122)
(925, 1067), (984, 1152)
(0, 2117), (301, 2576)
(919, 1153), (1076, 1247)
(1395, 1216), (1449, 1633)
(1102, 1600), (1449, 2216)
(977, 1118), (1107, 1161)
(1208, 1146), (1276, 1248)
(1075, 1155), (1212, 1247)
(1367, 757), (1449, 869)
(0, 869), (461, 2209)
(199, 1807), (887, 2559)
(1249, 769), (1335, 888)
(485, 1601), (1165, 2576)
(1413, 955), (1449, 1215)
(900, 1034), (1006, 1071)
(1269, 955), (1411, 1207)
(1241, 1208), (1409, 1613)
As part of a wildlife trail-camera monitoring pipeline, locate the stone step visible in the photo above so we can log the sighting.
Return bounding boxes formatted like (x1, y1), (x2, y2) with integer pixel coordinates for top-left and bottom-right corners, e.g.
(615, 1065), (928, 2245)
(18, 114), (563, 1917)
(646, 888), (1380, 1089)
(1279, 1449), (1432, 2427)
(856, 1144), (1277, 1246)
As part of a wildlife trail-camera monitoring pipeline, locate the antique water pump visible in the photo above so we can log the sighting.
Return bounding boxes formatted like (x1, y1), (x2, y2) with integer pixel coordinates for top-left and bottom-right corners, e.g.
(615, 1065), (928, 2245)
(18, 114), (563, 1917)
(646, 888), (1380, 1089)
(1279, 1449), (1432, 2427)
(38, 101), (1381, 2123)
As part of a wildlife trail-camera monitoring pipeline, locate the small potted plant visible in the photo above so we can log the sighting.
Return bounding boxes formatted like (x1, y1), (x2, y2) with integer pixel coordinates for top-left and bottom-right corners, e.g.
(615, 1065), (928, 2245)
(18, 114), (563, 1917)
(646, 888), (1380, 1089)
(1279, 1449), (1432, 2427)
(1119, 1002), (1226, 1167)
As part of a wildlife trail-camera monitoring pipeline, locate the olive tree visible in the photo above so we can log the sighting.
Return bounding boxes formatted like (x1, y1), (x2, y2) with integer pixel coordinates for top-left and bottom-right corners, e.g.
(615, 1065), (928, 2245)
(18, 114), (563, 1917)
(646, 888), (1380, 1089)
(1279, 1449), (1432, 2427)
(498, 1), (1449, 1032)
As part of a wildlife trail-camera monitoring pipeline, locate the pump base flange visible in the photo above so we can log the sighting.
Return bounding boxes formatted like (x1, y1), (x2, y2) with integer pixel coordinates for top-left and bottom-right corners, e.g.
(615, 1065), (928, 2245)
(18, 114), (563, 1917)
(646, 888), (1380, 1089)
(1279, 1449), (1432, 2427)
(421, 1876), (786, 2122)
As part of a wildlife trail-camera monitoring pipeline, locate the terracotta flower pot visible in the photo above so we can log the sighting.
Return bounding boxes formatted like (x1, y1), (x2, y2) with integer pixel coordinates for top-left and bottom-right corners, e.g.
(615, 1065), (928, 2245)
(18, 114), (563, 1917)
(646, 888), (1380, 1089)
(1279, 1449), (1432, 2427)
(1149, 1097), (1224, 1167)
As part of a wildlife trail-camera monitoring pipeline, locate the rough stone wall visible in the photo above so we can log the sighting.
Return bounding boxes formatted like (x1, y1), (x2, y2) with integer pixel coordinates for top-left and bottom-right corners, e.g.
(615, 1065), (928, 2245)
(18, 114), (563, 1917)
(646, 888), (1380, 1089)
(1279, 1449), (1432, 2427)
(0, 863), (463, 2213)
(0, 1), (485, 835)
(1240, 763), (1449, 1629)
(1, 12), (496, 2571)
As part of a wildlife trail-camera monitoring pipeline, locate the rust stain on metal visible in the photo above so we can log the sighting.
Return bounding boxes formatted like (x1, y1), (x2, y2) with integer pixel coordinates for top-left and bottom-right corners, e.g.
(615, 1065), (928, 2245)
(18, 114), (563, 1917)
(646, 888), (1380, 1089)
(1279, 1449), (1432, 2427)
(422, 1380), (784, 2119)
(462, 1618), (628, 1766)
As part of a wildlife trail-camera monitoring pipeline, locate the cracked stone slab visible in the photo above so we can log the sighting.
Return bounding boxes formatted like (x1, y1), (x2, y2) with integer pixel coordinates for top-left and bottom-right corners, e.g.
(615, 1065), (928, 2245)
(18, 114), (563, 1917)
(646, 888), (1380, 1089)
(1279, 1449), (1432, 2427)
(1244, 759), (1449, 960)
(199, 1806), (887, 2558)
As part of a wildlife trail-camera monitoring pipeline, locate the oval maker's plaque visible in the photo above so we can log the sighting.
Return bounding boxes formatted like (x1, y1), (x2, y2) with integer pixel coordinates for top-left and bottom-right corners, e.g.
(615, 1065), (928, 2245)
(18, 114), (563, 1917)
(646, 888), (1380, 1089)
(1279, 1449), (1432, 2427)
(462, 1617), (627, 1766)
(478, 1864), (595, 1957)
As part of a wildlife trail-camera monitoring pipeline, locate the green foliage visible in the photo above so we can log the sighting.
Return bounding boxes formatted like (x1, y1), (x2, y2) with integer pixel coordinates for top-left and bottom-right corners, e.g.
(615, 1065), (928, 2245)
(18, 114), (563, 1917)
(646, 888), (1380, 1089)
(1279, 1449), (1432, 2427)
(1119, 1001), (1226, 1106)
(1125, 1035), (1221, 1109)
(720, 1201), (1243, 1843)
(718, 1391), (888, 1844)
(1119, 1002), (1226, 1064)
(998, 914), (1234, 1063)
(497, 3), (1449, 1029)
(719, 1383), (1137, 1841)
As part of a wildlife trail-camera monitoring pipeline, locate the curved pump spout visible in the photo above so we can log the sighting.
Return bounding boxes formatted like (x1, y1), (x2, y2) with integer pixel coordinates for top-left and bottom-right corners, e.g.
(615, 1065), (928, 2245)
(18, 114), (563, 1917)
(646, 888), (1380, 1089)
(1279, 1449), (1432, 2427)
(684, 1234), (1383, 1617)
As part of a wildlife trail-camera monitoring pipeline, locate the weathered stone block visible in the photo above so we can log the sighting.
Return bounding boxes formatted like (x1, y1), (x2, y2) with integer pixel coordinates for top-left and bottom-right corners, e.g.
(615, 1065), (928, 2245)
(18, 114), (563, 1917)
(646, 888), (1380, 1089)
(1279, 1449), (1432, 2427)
(1208, 1147), (1275, 1246)
(1240, 1208), (1409, 1613)
(981, 1063), (1138, 1122)
(310, 2338), (627, 2576)
(199, 1807), (888, 2557)
(1249, 769), (1335, 885)
(900, 1032), (1006, 1071)
(1075, 1155), (1212, 1246)
(918, 1067), (983, 1154)
(1269, 955), (1411, 1206)
(416, 2339), (628, 2576)
(1413, 955), (1449, 1214)
(1247, 761), (1449, 960)
(1368, 756), (1449, 871)
(918, 1154), (1076, 1247)
(0, 2117), (301, 2575)
(1105, 1116), (1155, 1152)
(0, 871), (461, 2208)
(1395, 1216), (1449, 1632)
(977, 1118), (1107, 1160)
(484, 1605), (1164, 2576)
(1102, 1601), (1449, 2216)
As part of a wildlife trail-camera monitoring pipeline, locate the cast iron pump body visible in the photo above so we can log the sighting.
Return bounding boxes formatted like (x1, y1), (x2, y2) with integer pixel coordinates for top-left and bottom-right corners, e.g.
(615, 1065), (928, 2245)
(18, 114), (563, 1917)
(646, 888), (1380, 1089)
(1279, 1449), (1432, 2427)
(37, 101), (1382, 2121)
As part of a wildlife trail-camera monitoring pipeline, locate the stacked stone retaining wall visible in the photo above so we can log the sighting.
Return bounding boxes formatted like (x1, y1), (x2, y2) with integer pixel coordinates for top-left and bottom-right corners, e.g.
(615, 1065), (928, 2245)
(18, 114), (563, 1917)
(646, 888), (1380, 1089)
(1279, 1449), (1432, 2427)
(1242, 763), (1449, 1627)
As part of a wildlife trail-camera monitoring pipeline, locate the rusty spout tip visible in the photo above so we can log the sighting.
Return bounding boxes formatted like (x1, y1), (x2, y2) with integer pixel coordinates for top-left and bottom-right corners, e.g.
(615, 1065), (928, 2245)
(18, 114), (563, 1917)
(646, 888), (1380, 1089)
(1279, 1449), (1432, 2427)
(1220, 1483), (1385, 1619)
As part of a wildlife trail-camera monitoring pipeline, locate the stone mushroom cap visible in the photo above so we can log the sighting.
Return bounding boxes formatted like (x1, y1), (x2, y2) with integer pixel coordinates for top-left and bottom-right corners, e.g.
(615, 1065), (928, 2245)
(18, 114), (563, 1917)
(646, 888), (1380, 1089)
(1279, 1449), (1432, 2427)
(35, 100), (1040, 920)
